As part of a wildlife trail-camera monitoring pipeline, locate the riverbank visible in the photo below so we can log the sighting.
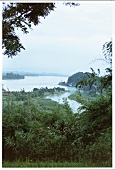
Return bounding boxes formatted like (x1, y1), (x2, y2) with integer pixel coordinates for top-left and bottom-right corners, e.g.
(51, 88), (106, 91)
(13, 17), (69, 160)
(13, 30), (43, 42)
(68, 90), (98, 102)
(2, 87), (68, 113)
(45, 89), (81, 113)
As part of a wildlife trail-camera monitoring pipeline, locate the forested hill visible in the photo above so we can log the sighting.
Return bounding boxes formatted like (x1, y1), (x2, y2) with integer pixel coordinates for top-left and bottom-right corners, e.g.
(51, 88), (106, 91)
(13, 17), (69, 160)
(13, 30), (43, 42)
(2, 73), (25, 80)
(66, 72), (88, 86)
(59, 72), (88, 87)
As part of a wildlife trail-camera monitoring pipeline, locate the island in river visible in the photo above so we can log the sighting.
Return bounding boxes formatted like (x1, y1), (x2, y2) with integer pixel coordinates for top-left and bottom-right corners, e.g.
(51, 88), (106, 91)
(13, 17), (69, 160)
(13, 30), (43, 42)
(2, 72), (25, 80)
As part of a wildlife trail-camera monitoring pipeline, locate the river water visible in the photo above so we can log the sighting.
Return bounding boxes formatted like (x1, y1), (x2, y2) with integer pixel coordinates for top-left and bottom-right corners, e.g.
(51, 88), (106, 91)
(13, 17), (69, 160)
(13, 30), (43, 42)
(46, 87), (81, 112)
(2, 76), (81, 112)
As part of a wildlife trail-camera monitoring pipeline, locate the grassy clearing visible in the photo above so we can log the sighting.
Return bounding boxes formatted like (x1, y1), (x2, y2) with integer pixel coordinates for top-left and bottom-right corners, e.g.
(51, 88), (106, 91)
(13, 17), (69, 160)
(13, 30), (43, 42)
(2, 161), (100, 168)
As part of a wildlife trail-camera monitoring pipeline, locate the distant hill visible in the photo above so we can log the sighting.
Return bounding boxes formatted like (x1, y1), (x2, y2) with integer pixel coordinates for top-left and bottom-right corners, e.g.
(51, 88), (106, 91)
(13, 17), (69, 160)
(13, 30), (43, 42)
(59, 72), (88, 87)
(2, 71), (68, 77)
(66, 72), (88, 87)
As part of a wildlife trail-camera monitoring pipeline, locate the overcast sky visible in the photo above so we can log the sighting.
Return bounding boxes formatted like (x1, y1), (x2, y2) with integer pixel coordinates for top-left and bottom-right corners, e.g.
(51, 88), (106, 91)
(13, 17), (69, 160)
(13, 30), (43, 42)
(2, 2), (112, 76)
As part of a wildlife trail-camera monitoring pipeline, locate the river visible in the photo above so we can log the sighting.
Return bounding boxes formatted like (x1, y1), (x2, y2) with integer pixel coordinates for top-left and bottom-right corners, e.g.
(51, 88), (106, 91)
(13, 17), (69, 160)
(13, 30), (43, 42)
(46, 87), (81, 112)
(2, 76), (81, 112)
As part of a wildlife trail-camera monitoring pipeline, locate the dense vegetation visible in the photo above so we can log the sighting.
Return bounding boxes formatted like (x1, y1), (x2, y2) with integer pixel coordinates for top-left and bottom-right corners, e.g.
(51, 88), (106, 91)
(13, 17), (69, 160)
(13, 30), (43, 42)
(2, 2), (112, 167)
(2, 161), (99, 167)
(2, 40), (112, 167)
(2, 71), (112, 167)
(2, 72), (25, 80)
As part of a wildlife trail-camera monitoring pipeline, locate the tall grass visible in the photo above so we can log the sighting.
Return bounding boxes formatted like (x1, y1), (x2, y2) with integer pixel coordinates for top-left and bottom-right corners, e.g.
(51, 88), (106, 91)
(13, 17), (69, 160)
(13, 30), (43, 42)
(2, 160), (101, 168)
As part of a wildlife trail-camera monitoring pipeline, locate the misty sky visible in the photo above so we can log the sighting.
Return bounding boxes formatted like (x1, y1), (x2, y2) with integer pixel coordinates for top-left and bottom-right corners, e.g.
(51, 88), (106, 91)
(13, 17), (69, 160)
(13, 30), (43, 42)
(2, 2), (112, 76)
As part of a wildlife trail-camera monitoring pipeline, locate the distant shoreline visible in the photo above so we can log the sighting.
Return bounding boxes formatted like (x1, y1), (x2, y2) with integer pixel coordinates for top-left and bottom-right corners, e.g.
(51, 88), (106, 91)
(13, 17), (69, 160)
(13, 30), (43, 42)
(2, 71), (68, 78)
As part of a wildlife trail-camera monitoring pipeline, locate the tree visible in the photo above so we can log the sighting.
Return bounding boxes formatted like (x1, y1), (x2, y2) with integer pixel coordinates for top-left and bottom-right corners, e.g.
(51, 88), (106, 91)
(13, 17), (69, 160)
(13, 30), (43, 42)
(2, 2), (79, 58)
(96, 40), (112, 94)
(76, 79), (86, 89)
(102, 41), (112, 97)
(2, 3), (55, 57)
(97, 76), (106, 94)
(76, 68), (97, 91)
(102, 40), (112, 68)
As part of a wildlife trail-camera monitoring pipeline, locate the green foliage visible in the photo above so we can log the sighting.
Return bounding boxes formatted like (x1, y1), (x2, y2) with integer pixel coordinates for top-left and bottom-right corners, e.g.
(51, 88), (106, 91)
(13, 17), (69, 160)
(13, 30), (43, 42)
(2, 39), (112, 165)
(2, 4), (112, 166)
(2, 160), (98, 168)
(79, 95), (111, 135)
(2, 87), (66, 102)
(2, 3), (55, 57)
(2, 58), (112, 166)
(102, 40), (112, 67)
(2, 89), (112, 166)
(75, 62), (112, 96)
(2, 2), (79, 57)
(88, 127), (112, 166)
